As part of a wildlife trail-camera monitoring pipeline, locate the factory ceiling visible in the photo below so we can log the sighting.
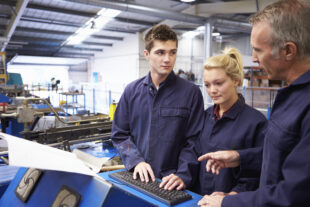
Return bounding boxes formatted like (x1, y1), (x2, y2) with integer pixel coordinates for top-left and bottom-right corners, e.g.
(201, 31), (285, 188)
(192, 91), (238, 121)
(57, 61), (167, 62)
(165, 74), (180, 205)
(0, 0), (277, 63)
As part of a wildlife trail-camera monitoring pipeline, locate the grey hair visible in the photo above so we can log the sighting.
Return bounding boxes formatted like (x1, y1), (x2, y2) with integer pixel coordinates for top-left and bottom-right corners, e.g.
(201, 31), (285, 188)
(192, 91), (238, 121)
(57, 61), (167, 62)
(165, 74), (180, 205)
(249, 0), (310, 58)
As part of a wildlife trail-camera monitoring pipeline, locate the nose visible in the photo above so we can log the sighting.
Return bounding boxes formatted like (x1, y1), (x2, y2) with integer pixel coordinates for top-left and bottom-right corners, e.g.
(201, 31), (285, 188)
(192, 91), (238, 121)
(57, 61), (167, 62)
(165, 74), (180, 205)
(163, 53), (170, 62)
(209, 84), (217, 94)
(252, 50), (258, 63)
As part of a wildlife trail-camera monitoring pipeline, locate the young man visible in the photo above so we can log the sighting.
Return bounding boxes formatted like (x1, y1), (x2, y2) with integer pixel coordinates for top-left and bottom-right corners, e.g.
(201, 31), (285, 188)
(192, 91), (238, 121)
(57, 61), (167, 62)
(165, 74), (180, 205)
(198, 0), (310, 206)
(112, 24), (204, 190)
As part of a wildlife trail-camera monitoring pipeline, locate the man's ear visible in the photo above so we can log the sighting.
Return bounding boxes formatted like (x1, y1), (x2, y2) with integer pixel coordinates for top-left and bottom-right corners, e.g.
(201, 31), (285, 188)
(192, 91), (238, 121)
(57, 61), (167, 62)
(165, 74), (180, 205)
(283, 42), (297, 61)
(144, 49), (150, 60)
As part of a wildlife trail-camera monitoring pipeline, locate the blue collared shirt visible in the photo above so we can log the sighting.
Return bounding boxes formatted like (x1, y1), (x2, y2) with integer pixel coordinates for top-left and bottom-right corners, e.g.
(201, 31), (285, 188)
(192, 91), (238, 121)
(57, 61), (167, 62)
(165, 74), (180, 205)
(223, 70), (310, 206)
(195, 95), (266, 195)
(112, 72), (204, 187)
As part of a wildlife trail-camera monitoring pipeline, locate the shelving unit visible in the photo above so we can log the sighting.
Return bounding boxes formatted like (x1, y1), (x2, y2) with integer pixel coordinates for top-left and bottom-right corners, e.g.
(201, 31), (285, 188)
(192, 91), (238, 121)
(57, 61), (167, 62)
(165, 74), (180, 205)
(244, 66), (282, 88)
(243, 66), (281, 119)
(0, 52), (7, 85)
(59, 92), (86, 115)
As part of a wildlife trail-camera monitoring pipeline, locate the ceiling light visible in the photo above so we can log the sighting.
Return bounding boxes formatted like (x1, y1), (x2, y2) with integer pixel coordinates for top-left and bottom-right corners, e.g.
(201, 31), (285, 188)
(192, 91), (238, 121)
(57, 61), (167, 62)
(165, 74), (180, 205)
(65, 8), (121, 46)
(182, 31), (200, 38)
(181, 0), (196, 2)
(182, 26), (204, 38)
(212, 32), (220, 36)
(182, 26), (221, 38)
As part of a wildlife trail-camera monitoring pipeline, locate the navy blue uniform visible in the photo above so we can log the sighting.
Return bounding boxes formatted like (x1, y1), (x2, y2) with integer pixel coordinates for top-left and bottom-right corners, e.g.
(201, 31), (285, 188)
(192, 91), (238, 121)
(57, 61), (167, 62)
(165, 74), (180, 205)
(222, 70), (310, 206)
(112, 72), (204, 187)
(195, 95), (266, 195)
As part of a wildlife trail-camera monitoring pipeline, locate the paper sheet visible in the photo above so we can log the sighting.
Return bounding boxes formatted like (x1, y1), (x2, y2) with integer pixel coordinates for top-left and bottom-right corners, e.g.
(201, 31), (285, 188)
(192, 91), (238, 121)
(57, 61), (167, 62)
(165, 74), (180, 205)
(0, 132), (100, 178)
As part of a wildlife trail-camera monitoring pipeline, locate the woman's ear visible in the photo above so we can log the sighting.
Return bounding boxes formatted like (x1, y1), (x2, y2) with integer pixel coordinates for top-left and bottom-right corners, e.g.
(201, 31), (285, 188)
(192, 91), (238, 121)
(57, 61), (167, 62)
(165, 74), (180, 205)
(233, 79), (240, 87)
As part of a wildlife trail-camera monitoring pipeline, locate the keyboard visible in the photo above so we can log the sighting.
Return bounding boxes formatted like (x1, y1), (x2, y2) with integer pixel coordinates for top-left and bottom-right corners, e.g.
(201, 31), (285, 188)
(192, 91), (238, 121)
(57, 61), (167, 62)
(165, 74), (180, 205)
(109, 170), (192, 206)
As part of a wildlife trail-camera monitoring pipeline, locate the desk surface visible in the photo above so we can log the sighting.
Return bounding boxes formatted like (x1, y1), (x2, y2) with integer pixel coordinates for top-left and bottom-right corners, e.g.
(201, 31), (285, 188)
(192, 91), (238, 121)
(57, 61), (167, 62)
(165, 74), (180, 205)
(99, 169), (202, 207)
(72, 141), (118, 159)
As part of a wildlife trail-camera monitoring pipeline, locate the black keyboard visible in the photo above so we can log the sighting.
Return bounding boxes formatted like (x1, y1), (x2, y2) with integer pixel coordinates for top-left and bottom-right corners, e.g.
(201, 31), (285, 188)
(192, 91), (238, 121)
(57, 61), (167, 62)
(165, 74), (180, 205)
(109, 170), (192, 206)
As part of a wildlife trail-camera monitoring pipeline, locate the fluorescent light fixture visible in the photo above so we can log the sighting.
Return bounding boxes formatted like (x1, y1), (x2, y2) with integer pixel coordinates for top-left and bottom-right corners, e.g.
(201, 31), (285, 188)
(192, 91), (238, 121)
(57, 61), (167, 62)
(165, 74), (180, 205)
(182, 26), (221, 38)
(9, 55), (87, 65)
(65, 8), (121, 45)
(197, 26), (205, 31)
(181, 0), (196, 2)
(212, 32), (220, 36)
(182, 31), (200, 38)
(182, 26), (204, 38)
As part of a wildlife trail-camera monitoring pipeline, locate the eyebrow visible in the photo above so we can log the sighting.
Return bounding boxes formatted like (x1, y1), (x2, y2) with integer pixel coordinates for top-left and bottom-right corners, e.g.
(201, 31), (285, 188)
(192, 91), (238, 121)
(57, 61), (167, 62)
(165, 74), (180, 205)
(204, 78), (225, 83)
(154, 48), (177, 52)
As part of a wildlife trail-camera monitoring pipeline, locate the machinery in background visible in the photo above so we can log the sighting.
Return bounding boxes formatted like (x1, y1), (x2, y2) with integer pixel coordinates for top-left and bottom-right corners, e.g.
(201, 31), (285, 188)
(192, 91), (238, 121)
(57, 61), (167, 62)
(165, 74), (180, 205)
(0, 52), (7, 85)
(1, 96), (111, 145)
(0, 55), (33, 137)
(22, 119), (112, 145)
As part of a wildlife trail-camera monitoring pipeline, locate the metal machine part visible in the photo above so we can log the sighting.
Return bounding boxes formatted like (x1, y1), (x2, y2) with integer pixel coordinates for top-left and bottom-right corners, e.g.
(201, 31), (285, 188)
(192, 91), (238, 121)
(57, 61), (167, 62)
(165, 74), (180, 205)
(21, 121), (112, 145)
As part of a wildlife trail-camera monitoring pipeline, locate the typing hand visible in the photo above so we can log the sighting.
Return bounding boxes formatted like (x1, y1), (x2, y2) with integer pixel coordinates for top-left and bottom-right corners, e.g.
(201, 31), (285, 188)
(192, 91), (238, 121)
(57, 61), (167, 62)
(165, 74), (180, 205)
(198, 194), (224, 207)
(133, 161), (155, 183)
(198, 150), (240, 175)
(159, 174), (185, 191)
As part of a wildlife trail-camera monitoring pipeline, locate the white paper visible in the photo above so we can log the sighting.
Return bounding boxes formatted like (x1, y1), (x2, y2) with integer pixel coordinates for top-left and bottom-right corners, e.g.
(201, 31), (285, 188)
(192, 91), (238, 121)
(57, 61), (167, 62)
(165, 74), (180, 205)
(72, 148), (109, 173)
(0, 132), (101, 178)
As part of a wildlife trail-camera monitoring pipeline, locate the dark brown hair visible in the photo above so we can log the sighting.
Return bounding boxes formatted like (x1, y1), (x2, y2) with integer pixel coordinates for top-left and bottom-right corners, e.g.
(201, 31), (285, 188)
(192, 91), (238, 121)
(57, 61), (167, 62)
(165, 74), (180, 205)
(144, 24), (178, 52)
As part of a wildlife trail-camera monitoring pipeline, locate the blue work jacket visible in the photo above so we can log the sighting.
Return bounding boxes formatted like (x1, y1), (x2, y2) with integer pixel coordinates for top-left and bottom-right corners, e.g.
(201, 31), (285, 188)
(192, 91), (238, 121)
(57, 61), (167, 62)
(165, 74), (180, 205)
(111, 72), (204, 187)
(223, 70), (310, 206)
(195, 95), (266, 195)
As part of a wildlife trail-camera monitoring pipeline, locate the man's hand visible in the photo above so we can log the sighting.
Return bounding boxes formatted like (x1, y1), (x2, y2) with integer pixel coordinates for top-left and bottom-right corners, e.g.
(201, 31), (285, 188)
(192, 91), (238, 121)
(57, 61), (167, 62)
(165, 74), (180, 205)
(198, 150), (240, 175)
(159, 174), (185, 191)
(133, 162), (155, 183)
(198, 194), (224, 207)
(210, 191), (238, 196)
(210, 191), (226, 196)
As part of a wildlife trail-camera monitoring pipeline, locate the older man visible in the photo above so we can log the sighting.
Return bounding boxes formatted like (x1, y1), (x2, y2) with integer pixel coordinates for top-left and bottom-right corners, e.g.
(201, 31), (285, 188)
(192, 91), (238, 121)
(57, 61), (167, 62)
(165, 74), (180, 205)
(198, 0), (310, 206)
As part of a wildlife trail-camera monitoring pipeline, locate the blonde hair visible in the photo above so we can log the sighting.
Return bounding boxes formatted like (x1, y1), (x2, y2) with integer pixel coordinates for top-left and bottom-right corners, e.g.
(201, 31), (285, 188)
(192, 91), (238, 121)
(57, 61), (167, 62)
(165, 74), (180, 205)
(204, 48), (244, 86)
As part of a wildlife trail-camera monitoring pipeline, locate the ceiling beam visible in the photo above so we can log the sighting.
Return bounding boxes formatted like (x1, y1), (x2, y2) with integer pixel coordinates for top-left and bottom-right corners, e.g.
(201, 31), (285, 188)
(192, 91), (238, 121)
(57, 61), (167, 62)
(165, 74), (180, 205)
(114, 17), (154, 27)
(18, 17), (137, 34)
(90, 35), (123, 41)
(8, 62), (83, 67)
(0, 0), (15, 7)
(0, 1), (156, 27)
(1, 0), (29, 51)
(62, 46), (103, 52)
(1, 13), (138, 34)
(66, 0), (207, 25)
(82, 41), (113, 47)
(12, 26), (124, 41)
(11, 36), (64, 44)
(186, 0), (279, 15)
(27, 3), (94, 17)
(55, 52), (94, 58)
(10, 36), (114, 48)
(21, 15), (83, 27)
(7, 44), (104, 52)
(6, 49), (94, 57)
(0, 0), (94, 17)
(11, 33), (118, 44)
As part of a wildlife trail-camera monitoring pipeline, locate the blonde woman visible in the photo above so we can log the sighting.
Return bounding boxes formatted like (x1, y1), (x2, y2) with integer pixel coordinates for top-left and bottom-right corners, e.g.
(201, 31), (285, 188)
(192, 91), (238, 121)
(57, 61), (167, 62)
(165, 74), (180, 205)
(194, 48), (267, 196)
